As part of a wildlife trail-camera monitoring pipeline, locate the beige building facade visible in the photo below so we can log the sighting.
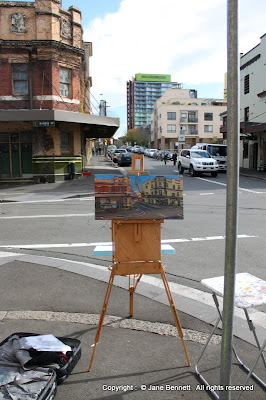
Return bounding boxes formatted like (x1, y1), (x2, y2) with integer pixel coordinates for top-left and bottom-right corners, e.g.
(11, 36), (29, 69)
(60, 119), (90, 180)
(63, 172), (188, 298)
(151, 88), (227, 151)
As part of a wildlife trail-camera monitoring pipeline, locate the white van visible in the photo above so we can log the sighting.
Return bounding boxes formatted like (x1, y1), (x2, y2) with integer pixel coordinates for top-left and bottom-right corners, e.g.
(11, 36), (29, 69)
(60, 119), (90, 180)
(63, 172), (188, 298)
(191, 143), (227, 171)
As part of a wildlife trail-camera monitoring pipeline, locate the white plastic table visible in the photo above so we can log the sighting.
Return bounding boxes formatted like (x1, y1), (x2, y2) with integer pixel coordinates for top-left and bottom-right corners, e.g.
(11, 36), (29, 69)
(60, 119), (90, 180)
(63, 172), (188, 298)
(195, 273), (266, 399)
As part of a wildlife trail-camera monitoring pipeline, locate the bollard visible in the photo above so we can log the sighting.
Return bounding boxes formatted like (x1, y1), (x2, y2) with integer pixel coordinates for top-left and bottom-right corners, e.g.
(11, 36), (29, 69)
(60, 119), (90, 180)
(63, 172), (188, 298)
(69, 161), (76, 180)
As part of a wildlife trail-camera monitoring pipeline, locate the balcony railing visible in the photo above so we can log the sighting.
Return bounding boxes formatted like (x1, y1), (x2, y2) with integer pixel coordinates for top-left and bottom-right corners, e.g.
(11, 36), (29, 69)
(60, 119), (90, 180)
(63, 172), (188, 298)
(186, 130), (198, 135)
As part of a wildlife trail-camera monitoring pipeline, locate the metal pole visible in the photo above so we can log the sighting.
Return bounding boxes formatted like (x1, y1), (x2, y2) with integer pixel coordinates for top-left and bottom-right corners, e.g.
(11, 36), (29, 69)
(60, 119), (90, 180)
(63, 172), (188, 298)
(219, 1), (239, 399)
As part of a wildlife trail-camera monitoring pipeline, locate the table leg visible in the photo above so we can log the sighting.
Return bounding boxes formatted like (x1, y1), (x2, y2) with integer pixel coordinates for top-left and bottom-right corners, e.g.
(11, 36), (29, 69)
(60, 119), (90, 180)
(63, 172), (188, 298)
(236, 338), (266, 400)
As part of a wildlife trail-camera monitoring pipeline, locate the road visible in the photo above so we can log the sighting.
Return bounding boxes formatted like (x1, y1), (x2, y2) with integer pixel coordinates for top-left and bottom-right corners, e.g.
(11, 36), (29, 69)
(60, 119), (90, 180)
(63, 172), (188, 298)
(0, 156), (266, 309)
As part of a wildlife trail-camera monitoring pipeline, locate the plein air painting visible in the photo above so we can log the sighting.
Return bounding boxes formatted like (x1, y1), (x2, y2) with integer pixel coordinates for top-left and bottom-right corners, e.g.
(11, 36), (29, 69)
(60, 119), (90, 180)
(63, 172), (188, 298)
(95, 175), (183, 220)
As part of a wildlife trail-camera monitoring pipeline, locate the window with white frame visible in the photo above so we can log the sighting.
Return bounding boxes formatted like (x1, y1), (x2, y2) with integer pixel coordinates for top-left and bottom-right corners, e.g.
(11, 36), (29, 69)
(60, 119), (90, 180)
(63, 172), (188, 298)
(12, 64), (28, 95)
(204, 125), (213, 132)
(60, 67), (71, 97)
(167, 124), (176, 133)
(167, 112), (176, 120)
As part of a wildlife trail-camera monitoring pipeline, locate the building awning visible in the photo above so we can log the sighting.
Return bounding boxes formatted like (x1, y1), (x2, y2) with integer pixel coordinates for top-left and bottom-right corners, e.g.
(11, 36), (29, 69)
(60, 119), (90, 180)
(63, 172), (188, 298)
(240, 121), (266, 134)
(0, 109), (120, 138)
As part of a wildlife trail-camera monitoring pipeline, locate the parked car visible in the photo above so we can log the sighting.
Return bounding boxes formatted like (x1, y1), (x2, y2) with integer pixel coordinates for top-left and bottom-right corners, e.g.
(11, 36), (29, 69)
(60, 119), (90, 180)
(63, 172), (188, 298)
(144, 148), (150, 156)
(112, 149), (127, 163)
(178, 149), (219, 177)
(132, 146), (141, 153)
(107, 145), (117, 158)
(148, 149), (157, 158)
(117, 152), (132, 167)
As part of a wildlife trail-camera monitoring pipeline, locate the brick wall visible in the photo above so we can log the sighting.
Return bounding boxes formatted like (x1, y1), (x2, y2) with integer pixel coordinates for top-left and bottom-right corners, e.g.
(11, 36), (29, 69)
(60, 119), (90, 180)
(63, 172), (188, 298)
(0, 57), (81, 112)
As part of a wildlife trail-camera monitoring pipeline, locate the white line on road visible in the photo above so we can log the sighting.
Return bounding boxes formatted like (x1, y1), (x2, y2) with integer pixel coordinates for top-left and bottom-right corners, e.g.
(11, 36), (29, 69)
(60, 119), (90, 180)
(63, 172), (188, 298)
(0, 235), (257, 249)
(197, 177), (266, 194)
(0, 213), (94, 219)
(0, 197), (94, 205)
(200, 193), (214, 196)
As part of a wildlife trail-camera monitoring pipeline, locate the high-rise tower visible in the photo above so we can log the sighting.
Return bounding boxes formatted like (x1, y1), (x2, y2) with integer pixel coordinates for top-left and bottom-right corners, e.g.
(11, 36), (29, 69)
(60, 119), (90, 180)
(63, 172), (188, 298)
(127, 73), (181, 130)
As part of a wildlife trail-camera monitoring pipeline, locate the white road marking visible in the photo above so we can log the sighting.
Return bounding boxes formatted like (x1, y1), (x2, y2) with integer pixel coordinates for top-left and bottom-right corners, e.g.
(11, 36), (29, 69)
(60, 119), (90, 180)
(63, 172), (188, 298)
(0, 196), (94, 205)
(197, 177), (266, 194)
(0, 251), (24, 257)
(0, 213), (94, 219)
(200, 193), (214, 196)
(0, 235), (257, 249)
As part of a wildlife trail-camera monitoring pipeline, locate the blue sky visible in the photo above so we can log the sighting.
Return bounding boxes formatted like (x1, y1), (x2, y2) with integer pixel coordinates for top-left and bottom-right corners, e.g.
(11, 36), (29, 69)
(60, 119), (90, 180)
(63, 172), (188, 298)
(31, 1), (266, 137)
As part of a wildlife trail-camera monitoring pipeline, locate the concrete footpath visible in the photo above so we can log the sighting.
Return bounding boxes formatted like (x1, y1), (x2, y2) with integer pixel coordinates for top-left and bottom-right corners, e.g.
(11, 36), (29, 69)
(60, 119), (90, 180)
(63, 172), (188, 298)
(0, 156), (265, 399)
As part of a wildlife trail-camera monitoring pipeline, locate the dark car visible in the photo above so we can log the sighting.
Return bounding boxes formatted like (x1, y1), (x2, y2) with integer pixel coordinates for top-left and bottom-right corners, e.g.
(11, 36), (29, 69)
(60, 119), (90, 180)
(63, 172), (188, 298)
(117, 152), (132, 166)
(112, 149), (127, 163)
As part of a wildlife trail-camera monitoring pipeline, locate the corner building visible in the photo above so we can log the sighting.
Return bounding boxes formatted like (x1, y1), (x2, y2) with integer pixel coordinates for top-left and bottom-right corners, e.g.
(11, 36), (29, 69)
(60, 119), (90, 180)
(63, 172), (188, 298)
(0, 0), (119, 182)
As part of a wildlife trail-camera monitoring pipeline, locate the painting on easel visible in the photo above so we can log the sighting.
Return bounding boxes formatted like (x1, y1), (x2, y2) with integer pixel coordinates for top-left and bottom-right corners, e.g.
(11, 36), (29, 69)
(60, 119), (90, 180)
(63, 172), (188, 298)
(95, 174), (183, 220)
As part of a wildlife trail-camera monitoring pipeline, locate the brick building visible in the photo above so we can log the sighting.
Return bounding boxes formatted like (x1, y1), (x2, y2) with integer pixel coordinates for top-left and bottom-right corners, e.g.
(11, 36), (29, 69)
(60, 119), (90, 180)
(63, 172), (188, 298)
(0, 0), (119, 182)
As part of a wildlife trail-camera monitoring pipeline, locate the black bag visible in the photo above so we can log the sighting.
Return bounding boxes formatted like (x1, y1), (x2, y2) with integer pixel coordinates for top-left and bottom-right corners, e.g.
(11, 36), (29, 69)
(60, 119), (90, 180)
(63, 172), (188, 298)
(0, 332), (82, 399)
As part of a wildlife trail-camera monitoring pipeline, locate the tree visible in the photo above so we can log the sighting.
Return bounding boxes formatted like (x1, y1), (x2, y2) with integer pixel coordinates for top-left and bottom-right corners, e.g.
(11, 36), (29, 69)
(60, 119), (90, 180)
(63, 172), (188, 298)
(125, 127), (149, 147)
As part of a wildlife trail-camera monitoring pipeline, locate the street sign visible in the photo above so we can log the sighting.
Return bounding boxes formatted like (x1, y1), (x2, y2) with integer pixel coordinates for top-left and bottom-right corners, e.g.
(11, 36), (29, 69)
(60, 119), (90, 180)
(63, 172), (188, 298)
(179, 135), (185, 143)
(33, 121), (55, 127)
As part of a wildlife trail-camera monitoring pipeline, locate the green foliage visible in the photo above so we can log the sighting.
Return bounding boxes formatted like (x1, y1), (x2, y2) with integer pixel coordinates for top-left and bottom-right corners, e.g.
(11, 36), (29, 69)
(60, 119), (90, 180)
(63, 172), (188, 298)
(124, 128), (149, 146)
(204, 137), (223, 144)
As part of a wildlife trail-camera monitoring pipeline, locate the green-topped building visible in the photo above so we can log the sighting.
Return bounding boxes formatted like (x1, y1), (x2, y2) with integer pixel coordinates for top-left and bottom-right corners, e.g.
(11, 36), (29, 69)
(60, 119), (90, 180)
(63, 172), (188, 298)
(127, 73), (182, 130)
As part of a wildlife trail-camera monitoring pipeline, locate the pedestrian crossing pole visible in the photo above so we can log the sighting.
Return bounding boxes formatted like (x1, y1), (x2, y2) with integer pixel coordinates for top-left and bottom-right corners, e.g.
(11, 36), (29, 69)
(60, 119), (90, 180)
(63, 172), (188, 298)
(220, 1), (240, 399)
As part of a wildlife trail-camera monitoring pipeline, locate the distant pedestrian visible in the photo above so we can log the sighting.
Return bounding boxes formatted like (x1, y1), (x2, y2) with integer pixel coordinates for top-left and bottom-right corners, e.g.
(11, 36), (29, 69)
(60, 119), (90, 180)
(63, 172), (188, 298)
(172, 152), (177, 166)
(98, 147), (102, 156)
(92, 147), (95, 156)
(95, 148), (99, 156)
(164, 152), (167, 165)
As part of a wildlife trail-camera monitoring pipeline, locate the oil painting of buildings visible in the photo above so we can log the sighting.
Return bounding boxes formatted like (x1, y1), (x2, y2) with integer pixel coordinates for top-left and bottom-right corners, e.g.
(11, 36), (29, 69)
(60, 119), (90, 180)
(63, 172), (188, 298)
(95, 174), (183, 220)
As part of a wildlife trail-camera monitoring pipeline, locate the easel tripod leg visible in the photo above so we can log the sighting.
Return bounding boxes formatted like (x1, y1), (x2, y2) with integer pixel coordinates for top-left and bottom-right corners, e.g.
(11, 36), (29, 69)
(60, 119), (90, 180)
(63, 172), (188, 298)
(88, 268), (115, 371)
(160, 266), (191, 366)
(129, 274), (142, 317)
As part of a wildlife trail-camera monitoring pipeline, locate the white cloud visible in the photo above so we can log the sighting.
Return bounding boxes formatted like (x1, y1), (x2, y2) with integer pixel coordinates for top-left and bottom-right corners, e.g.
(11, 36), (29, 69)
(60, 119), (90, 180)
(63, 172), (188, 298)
(83, 0), (266, 124)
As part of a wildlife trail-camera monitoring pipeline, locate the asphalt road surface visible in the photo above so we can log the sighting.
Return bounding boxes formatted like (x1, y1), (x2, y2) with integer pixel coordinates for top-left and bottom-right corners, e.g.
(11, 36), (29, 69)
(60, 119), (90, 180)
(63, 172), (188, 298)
(0, 156), (266, 303)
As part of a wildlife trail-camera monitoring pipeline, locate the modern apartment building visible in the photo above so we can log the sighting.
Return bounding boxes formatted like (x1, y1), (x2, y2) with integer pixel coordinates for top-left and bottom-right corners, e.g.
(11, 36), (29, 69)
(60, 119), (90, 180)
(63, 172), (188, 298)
(151, 88), (226, 151)
(0, 0), (119, 182)
(127, 73), (181, 130)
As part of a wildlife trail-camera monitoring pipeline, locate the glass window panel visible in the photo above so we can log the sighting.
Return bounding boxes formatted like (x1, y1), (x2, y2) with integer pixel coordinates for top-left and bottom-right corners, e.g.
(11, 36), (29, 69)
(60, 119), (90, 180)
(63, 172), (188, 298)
(20, 134), (32, 143)
(13, 64), (28, 95)
(61, 132), (70, 151)
(0, 135), (9, 142)
(204, 113), (213, 121)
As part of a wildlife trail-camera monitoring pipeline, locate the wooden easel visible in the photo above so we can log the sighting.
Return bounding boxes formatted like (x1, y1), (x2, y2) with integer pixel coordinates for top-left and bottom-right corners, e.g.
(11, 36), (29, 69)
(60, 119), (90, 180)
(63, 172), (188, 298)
(88, 219), (191, 371)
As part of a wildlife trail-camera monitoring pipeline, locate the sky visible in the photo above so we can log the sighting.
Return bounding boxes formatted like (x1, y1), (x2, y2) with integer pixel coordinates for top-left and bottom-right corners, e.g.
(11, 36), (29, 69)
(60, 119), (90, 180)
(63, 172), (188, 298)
(39, 1), (266, 137)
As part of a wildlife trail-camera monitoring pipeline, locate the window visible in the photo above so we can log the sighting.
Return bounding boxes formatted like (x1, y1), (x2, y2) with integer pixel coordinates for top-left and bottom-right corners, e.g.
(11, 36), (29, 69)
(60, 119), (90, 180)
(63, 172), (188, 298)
(204, 125), (213, 132)
(60, 67), (71, 97)
(60, 132), (70, 152)
(12, 64), (28, 95)
(204, 112), (213, 121)
(244, 107), (249, 122)
(244, 74), (249, 94)
(188, 111), (197, 122)
(243, 140), (248, 159)
(167, 124), (176, 133)
(167, 112), (176, 120)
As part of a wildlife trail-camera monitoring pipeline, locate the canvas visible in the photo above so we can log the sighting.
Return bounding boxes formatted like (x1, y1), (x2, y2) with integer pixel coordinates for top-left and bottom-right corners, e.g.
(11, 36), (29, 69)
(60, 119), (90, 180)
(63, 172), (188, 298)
(95, 174), (183, 220)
